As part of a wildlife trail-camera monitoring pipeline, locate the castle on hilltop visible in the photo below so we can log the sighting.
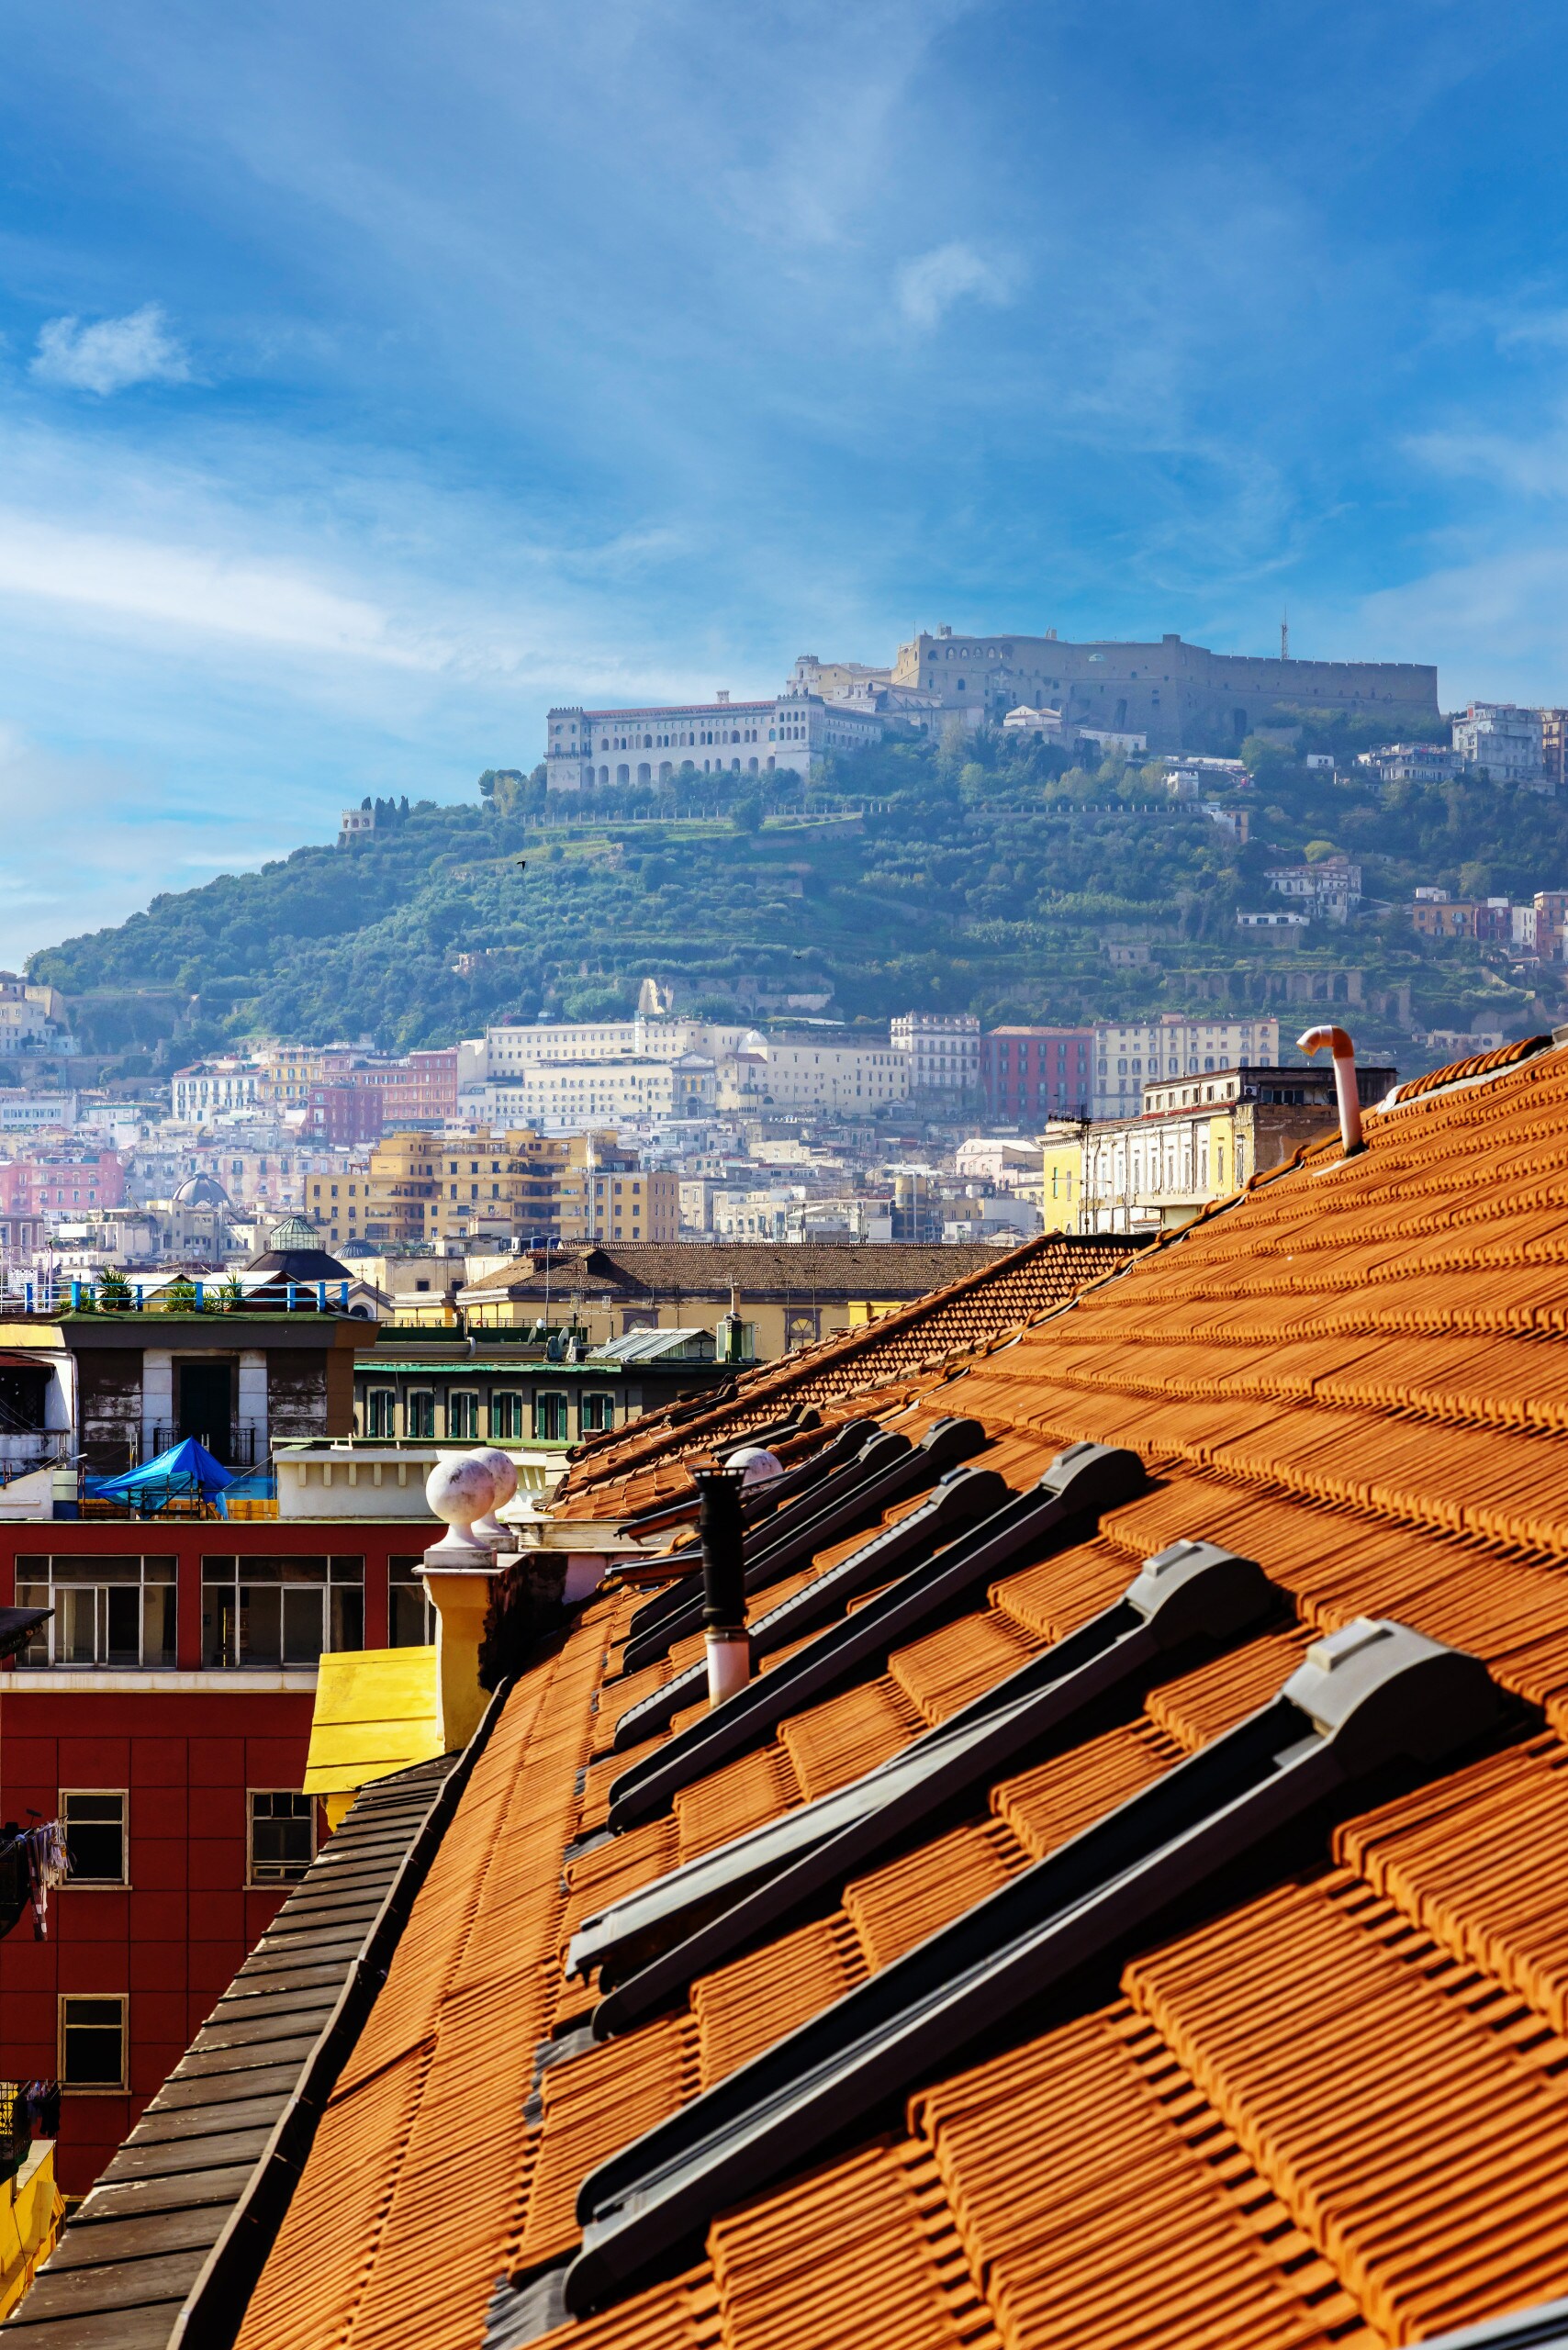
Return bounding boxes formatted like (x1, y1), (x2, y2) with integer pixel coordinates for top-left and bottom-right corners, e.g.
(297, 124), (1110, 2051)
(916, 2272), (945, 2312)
(890, 627), (1439, 755)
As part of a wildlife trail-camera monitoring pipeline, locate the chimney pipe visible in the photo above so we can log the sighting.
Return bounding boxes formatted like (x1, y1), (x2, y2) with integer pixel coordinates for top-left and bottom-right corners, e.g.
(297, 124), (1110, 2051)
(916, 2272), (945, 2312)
(696, 1466), (749, 1705)
(1297, 1024), (1365, 1157)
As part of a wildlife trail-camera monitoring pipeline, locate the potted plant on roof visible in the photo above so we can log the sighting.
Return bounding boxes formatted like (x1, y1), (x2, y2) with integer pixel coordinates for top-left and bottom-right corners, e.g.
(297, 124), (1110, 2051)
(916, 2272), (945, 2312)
(95, 1267), (131, 1312)
(217, 1272), (246, 1314)
(161, 1274), (198, 1315)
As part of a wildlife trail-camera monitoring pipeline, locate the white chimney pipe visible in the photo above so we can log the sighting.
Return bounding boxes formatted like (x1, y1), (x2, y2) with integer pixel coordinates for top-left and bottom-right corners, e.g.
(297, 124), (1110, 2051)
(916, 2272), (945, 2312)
(1297, 1024), (1365, 1157)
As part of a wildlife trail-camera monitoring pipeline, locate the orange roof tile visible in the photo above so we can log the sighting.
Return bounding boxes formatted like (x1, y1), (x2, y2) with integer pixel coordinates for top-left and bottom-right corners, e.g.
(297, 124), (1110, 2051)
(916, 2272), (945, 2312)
(45, 1035), (1568, 2350)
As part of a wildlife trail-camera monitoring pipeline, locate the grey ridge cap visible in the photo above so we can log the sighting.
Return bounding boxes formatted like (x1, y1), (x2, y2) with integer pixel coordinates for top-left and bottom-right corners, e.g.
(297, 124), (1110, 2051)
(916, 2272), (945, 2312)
(578, 1539), (1276, 2026)
(1411, 2299), (1568, 2350)
(611, 1460), (1014, 1752)
(613, 1414), (991, 1724)
(563, 1617), (1499, 2317)
(605, 1441), (1148, 1832)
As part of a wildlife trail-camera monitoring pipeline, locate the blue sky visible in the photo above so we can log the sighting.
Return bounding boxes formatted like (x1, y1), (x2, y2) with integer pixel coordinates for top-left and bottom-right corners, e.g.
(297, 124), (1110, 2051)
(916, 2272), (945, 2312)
(3, 0), (1568, 954)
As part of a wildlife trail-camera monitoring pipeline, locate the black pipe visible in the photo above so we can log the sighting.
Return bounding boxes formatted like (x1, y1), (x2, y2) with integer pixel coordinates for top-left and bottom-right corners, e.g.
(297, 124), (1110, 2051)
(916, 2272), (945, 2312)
(696, 1467), (746, 1637)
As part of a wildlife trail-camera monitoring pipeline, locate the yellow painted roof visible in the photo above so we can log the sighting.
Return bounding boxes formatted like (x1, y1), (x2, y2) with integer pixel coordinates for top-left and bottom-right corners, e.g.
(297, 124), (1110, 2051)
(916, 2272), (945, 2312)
(304, 1645), (442, 1797)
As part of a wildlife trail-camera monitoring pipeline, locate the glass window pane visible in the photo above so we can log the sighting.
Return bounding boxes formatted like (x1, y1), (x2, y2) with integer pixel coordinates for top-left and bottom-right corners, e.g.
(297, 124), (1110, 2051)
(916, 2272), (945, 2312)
(201, 1557), (239, 1584)
(62, 1998), (124, 2087)
(275, 1559), (327, 1583)
(249, 1791), (315, 1884)
(240, 1584), (282, 1666)
(56, 1589), (99, 1665)
(329, 1584), (364, 1651)
(282, 1586), (323, 1666)
(407, 1393), (435, 1439)
(388, 1583), (432, 1648)
(141, 1558), (176, 1583)
(202, 1586), (238, 1667)
(328, 1557), (364, 1583)
(73, 1559), (140, 1584)
(142, 1584), (175, 1668)
(105, 1587), (140, 1667)
(62, 1793), (125, 1882)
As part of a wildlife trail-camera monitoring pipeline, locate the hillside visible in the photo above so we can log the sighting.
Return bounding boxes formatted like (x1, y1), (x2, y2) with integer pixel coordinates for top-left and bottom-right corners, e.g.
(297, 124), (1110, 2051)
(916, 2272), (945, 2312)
(28, 724), (1568, 1075)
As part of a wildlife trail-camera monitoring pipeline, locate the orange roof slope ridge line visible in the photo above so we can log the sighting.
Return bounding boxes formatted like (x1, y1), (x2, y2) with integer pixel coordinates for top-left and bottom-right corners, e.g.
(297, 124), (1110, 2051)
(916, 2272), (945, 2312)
(556, 1231), (1146, 1509)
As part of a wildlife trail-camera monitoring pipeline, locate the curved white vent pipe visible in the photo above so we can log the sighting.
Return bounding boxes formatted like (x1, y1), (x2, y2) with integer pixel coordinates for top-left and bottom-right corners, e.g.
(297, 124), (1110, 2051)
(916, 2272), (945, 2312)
(1297, 1024), (1365, 1157)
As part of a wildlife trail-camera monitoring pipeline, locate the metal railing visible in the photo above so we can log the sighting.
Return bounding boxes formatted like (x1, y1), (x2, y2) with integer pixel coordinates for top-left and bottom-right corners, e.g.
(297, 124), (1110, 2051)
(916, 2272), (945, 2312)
(149, 1423), (266, 1468)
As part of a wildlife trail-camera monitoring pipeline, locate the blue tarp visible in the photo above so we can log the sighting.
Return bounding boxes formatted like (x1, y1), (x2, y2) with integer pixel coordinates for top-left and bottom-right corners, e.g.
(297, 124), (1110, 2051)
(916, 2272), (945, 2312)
(86, 1437), (234, 1506)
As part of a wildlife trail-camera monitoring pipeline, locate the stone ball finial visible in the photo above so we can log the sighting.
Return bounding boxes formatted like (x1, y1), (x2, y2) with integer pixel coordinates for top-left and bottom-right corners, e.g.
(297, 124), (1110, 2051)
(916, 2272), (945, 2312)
(469, 1446), (521, 1542)
(425, 1452), (499, 1564)
(726, 1445), (783, 1489)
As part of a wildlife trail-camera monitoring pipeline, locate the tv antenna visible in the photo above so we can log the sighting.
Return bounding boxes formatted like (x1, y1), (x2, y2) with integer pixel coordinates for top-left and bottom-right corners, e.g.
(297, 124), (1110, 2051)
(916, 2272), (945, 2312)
(1280, 611), (1290, 662)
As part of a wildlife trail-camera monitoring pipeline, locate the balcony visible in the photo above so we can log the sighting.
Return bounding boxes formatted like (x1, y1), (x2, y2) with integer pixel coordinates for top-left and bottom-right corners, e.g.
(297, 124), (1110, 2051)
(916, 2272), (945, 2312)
(147, 1422), (267, 1469)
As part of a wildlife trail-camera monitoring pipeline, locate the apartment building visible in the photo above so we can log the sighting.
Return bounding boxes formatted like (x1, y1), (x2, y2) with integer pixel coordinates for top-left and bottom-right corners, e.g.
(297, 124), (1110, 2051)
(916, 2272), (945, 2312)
(1452, 702), (1546, 787)
(1043, 1058), (1394, 1236)
(1091, 1014), (1280, 1120)
(0, 1152), (126, 1217)
(745, 1038), (908, 1113)
(980, 1026), (1093, 1122)
(0, 974), (75, 1055)
(1410, 895), (1516, 944)
(891, 1013), (981, 1100)
(543, 686), (881, 792)
(476, 1058), (686, 1130)
(1264, 856), (1362, 923)
(170, 1060), (266, 1123)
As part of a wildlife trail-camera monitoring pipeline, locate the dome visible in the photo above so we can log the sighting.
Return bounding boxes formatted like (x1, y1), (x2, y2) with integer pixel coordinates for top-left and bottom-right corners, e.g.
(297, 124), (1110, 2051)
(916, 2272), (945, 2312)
(172, 1173), (232, 1210)
(265, 1214), (323, 1250)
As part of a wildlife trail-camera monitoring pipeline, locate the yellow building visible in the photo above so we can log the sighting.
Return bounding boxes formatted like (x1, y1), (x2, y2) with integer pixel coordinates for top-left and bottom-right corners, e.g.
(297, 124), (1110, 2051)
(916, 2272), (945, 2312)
(1036, 1070), (1356, 1234)
(554, 1136), (680, 1245)
(364, 1130), (441, 1248)
(425, 1129), (567, 1251)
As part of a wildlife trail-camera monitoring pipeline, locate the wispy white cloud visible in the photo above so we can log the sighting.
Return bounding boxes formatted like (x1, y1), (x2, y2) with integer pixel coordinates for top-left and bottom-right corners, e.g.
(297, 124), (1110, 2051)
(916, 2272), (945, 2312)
(894, 240), (1018, 331)
(1407, 409), (1568, 501)
(30, 304), (191, 396)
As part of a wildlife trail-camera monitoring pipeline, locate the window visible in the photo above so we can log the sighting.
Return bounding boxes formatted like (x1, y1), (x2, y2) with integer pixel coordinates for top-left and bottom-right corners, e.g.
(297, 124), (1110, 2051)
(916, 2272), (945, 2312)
(60, 1995), (126, 2091)
(407, 1392), (436, 1439)
(533, 1392), (569, 1441)
(388, 1556), (436, 1647)
(578, 1393), (616, 1435)
(447, 1391), (479, 1440)
(365, 1388), (396, 1438)
(200, 1557), (364, 1668)
(248, 1791), (316, 1885)
(16, 1557), (175, 1669)
(61, 1791), (126, 1884)
(490, 1391), (523, 1441)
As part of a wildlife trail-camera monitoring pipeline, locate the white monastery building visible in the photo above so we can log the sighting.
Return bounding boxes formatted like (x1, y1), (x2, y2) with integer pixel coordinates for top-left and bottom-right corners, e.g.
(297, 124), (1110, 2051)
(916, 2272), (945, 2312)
(545, 687), (881, 791)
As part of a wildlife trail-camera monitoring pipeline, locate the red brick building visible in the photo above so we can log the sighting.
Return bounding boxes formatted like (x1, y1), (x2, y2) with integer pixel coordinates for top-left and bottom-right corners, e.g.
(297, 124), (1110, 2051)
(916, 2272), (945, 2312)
(980, 1025), (1093, 1123)
(0, 1515), (433, 2191)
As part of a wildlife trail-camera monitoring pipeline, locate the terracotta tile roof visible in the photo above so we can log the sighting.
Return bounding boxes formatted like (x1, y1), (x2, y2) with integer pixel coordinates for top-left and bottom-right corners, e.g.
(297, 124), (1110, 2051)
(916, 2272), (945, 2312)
(555, 1233), (1145, 1515)
(43, 1033), (1568, 2349)
(461, 1240), (1016, 1301)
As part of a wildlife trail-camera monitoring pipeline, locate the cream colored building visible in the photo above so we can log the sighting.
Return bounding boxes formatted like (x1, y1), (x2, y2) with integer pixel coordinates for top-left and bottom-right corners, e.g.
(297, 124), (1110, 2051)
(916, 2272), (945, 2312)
(1039, 1062), (1363, 1235)
(1092, 1015), (1279, 1119)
